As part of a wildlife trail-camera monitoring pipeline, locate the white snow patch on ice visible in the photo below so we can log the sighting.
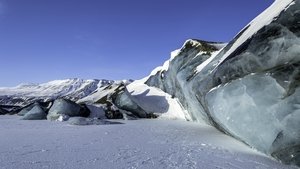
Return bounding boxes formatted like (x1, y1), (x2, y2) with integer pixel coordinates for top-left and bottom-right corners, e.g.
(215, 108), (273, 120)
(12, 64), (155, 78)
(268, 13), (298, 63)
(127, 81), (190, 120)
(216, 0), (295, 68)
(196, 47), (224, 73)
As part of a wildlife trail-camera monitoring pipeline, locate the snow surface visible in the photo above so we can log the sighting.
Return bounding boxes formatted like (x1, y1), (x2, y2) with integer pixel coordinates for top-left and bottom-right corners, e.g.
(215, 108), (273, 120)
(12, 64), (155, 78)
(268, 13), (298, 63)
(127, 81), (190, 120)
(0, 115), (296, 169)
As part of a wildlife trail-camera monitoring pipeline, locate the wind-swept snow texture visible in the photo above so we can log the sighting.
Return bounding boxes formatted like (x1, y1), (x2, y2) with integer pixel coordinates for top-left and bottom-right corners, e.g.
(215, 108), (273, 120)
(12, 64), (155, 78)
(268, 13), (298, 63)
(0, 115), (296, 169)
(145, 0), (300, 166)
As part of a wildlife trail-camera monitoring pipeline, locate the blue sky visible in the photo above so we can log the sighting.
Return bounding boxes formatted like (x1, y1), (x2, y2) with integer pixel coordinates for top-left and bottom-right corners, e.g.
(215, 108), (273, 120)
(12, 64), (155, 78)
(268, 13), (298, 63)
(0, 0), (273, 86)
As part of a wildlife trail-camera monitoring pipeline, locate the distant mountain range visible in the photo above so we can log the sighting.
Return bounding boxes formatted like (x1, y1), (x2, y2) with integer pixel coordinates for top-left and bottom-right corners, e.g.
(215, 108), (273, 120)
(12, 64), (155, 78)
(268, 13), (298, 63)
(0, 78), (122, 106)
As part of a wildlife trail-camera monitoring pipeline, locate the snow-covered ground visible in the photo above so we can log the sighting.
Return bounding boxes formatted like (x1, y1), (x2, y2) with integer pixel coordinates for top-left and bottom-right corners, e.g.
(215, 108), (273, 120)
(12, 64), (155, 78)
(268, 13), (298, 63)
(0, 115), (296, 169)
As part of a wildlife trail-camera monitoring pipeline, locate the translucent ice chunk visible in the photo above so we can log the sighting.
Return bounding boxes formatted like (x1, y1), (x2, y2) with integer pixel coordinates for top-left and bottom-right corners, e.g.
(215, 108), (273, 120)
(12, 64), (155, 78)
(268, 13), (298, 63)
(206, 74), (298, 153)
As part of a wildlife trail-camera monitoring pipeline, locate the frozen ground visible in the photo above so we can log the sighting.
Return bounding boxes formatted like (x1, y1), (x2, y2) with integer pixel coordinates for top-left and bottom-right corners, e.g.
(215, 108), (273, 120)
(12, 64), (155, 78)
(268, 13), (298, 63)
(0, 115), (297, 169)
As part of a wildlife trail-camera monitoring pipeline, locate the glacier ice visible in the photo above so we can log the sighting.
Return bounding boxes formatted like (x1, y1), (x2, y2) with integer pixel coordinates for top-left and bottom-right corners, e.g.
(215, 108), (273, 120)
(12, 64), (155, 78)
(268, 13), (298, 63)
(146, 39), (227, 123)
(22, 104), (47, 120)
(115, 87), (149, 118)
(17, 104), (36, 116)
(144, 0), (300, 166)
(206, 74), (300, 153)
(85, 104), (106, 119)
(47, 99), (90, 121)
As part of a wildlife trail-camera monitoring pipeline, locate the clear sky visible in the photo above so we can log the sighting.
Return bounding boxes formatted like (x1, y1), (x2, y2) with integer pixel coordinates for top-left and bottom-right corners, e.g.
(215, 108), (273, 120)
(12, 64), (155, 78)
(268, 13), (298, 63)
(0, 0), (273, 87)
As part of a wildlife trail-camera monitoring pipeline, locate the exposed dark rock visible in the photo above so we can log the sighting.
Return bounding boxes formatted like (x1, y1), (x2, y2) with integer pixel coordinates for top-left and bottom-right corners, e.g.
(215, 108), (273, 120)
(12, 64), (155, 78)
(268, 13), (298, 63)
(95, 83), (126, 119)
(272, 144), (300, 166)
(0, 107), (8, 115)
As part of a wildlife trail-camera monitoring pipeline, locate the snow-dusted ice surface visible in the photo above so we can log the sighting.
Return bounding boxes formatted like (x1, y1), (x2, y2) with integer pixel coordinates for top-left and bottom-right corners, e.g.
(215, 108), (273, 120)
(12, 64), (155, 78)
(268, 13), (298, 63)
(216, 0), (294, 68)
(0, 115), (296, 169)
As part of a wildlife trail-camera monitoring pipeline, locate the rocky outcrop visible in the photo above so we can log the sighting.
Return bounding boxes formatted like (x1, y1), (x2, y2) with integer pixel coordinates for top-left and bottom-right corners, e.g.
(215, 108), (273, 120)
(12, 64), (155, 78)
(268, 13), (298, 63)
(93, 83), (126, 119)
(0, 107), (8, 115)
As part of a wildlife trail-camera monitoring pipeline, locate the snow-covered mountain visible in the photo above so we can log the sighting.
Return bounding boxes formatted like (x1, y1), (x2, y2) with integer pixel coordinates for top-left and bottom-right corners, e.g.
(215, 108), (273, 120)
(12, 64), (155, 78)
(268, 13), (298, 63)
(0, 78), (114, 106)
